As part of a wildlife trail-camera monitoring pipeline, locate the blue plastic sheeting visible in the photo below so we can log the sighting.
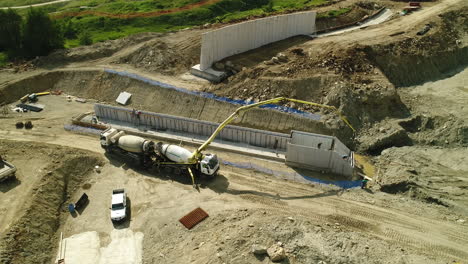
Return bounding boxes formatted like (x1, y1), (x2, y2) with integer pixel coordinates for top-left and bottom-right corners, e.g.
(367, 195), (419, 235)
(222, 160), (361, 189)
(64, 124), (103, 135)
(104, 69), (321, 120)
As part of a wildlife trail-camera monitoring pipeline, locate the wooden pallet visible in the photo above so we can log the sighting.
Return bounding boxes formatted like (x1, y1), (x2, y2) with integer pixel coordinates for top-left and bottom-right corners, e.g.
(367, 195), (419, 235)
(179, 207), (209, 229)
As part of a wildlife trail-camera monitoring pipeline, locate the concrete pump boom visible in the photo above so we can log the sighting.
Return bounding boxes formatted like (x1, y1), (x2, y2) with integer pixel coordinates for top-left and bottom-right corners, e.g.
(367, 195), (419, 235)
(189, 97), (355, 163)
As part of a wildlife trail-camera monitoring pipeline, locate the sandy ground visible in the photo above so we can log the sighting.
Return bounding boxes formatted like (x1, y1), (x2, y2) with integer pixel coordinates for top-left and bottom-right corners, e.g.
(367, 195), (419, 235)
(0, 94), (466, 263)
(56, 230), (143, 264)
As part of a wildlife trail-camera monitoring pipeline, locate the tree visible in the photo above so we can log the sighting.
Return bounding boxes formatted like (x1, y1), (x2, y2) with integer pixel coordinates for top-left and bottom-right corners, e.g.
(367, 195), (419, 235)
(0, 9), (22, 56)
(22, 8), (64, 58)
(62, 20), (77, 39)
(78, 30), (92, 45)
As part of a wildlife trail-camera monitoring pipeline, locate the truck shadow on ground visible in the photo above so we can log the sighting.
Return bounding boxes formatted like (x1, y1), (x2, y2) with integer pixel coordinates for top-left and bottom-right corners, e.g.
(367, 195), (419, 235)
(104, 152), (231, 193)
(204, 172), (344, 199)
(113, 196), (131, 229)
(0, 177), (21, 193)
(223, 188), (344, 200)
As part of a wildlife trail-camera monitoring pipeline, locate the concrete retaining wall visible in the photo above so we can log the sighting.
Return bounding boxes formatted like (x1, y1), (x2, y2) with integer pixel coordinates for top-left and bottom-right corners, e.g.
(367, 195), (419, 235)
(200, 11), (316, 70)
(95, 104), (290, 151)
(285, 131), (354, 177)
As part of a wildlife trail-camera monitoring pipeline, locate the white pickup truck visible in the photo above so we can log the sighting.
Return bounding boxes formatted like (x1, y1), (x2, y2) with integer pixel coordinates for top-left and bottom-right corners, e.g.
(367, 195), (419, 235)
(0, 158), (16, 182)
(111, 189), (127, 222)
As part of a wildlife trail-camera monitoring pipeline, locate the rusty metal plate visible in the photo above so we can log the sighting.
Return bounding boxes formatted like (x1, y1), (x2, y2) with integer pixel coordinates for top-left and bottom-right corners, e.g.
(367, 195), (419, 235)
(179, 207), (209, 229)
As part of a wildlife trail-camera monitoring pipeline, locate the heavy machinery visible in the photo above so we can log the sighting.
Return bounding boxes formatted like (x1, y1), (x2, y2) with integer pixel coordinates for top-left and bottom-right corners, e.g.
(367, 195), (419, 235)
(100, 128), (219, 186)
(20, 92), (50, 103)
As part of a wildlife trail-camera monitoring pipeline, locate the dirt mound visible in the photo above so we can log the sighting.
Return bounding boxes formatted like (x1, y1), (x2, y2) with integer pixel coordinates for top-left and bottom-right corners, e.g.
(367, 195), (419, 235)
(375, 146), (468, 214)
(209, 43), (409, 136)
(113, 34), (201, 75)
(37, 33), (161, 65)
(0, 140), (103, 264)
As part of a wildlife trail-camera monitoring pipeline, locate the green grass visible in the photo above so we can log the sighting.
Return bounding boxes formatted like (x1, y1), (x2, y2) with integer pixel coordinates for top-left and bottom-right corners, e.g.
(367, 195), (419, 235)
(0, 52), (7, 67)
(0, 0), (53, 8)
(10, 0), (353, 50)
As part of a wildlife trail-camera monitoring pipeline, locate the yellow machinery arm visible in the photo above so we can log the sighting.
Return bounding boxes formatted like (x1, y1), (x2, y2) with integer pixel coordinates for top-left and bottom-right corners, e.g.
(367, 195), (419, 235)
(189, 97), (355, 163)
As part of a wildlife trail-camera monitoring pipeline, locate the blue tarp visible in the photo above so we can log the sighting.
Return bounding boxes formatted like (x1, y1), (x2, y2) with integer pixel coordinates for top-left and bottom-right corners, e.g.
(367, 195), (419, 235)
(104, 69), (321, 120)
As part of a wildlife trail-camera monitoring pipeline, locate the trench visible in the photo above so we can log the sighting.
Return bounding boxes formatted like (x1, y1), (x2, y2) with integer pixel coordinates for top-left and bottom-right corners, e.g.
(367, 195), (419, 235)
(0, 69), (356, 145)
(0, 150), (102, 264)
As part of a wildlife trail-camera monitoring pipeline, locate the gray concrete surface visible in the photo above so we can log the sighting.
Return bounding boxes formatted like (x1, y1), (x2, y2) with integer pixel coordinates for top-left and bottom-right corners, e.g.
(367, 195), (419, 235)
(199, 11), (316, 70)
(316, 8), (393, 37)
(95, 103), (291, 151)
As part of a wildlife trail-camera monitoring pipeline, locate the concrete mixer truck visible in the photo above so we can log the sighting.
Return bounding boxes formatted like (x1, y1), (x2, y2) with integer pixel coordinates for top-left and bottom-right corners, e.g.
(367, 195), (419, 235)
(100, 128), (219, 183)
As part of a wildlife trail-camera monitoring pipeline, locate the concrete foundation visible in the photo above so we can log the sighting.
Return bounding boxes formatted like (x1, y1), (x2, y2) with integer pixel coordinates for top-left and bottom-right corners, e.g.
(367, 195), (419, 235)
(190, 64), (227, 83)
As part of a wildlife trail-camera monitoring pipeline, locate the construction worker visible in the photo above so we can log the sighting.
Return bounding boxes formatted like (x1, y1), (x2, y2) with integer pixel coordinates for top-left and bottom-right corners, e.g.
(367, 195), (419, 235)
(361, 177), (369, 189)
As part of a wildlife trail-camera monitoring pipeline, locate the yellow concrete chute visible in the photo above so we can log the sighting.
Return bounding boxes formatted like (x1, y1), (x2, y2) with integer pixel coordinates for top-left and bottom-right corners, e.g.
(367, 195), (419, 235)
(189, 97), (355, 163)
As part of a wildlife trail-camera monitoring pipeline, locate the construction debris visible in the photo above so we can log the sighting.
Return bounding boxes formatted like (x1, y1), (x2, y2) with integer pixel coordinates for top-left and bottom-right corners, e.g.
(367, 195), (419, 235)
(417, 24), (432, 36)
(16, 103), (43, 112)
(267, 243), (287, 262)
(116, 92), (132, 105)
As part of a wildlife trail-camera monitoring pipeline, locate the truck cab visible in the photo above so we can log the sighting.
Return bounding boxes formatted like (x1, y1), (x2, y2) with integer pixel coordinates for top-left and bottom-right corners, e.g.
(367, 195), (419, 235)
(199, 154), (219, 177)
(100, 128), (119, 149)
(111, 189), (127, 222)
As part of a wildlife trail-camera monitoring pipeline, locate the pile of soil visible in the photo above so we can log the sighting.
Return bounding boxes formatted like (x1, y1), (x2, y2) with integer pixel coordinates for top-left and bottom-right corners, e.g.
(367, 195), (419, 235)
(375, 146), (468, 215)
(37, 33), (161, 65)
(113, 33), (201, 75)
(0, 140), (103, 264)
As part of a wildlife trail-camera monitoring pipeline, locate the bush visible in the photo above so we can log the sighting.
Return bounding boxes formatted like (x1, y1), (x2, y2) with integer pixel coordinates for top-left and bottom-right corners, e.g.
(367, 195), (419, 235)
(22, 8), (64, 58)
(263, 1), (274, 12)
(62, 20), (77, 39)
(0, 9), (22, 56)
(78, 31), (93, 45)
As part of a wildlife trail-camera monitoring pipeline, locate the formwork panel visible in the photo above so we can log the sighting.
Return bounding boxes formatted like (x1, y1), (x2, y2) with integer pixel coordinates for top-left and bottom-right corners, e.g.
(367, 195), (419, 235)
(95, 104), (290, 151)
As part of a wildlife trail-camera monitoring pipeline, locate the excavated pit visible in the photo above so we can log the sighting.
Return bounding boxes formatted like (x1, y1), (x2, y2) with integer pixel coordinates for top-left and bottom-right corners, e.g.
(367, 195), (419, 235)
(0, 70), (357, 145)
(0, 140), (102, 264)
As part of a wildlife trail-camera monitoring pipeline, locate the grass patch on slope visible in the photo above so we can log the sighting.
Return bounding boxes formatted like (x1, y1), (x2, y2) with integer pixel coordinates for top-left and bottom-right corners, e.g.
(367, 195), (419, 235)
(0, 52), (7, 67)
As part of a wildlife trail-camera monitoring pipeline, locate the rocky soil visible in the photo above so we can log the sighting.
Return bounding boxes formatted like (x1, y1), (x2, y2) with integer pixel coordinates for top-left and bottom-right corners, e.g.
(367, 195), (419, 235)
(0, 140), (103, 264)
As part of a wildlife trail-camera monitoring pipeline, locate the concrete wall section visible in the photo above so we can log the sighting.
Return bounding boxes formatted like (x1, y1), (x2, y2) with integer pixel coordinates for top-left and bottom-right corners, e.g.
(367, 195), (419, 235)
(200, 11), (316, 70)
(285, 131), (354, 177)
(95, 104), (290, 151)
